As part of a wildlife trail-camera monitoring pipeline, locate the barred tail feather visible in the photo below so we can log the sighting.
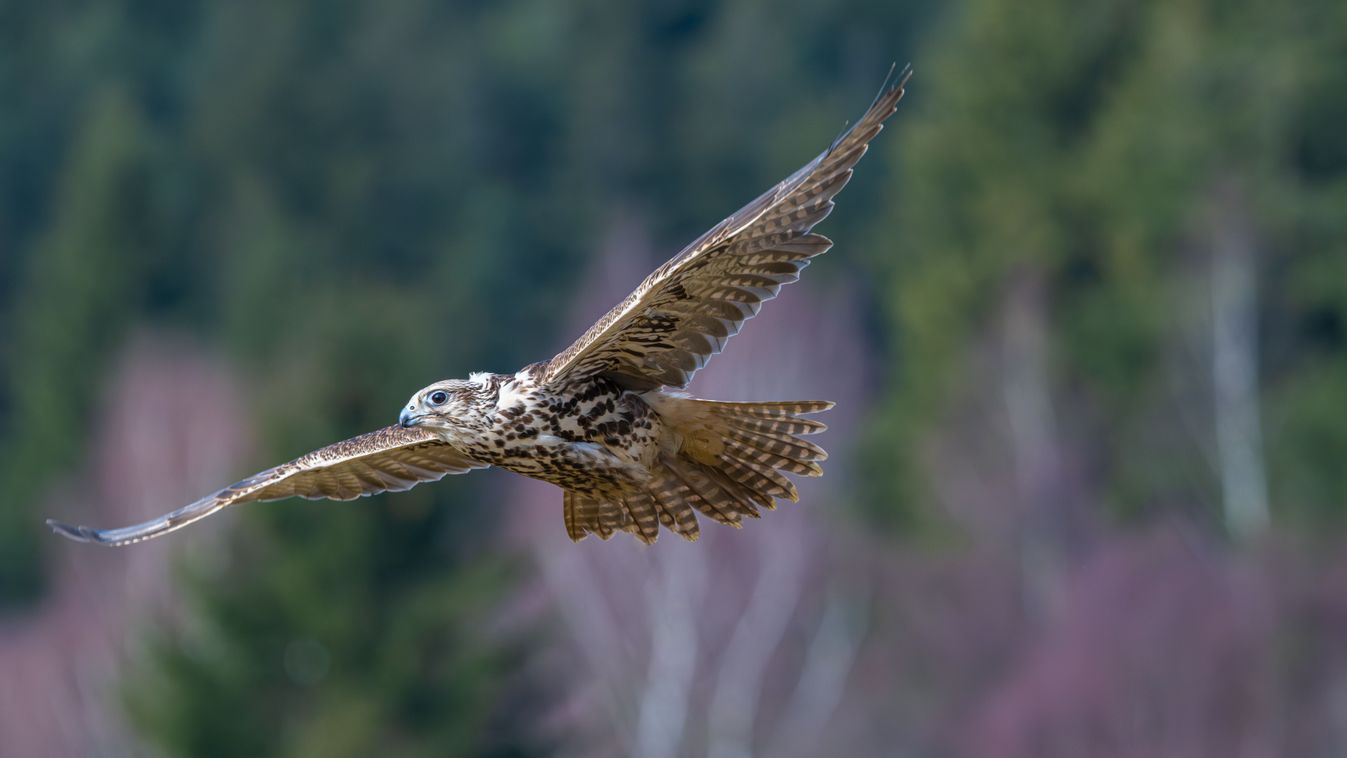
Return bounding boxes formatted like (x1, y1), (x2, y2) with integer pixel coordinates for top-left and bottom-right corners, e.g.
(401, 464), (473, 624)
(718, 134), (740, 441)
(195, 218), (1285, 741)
(649, 468), (702, 540)
(564, 490), (621, 541)
(563, 484), (693, 545)
(561, 396), (832, 544)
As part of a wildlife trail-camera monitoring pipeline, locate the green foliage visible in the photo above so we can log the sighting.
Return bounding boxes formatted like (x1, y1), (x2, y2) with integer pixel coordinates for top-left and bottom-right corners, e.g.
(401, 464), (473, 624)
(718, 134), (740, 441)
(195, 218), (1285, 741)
(868, 0), (1347, 527)
(0, 87), (153, 601)
(125, 507), (531, 758)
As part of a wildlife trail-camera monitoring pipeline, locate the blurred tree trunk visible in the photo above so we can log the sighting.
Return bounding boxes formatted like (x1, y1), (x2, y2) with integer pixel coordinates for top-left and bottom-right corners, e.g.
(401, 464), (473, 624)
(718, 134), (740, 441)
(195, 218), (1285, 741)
(1208, 181), (1269, 540)
(1002, 270), (1071, 614)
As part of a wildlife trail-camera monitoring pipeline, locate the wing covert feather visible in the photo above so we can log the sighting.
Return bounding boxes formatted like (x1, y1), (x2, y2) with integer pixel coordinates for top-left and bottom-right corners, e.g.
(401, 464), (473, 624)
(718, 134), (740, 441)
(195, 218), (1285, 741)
(47, 425), (485, 547)
(543, 65), (912, 390)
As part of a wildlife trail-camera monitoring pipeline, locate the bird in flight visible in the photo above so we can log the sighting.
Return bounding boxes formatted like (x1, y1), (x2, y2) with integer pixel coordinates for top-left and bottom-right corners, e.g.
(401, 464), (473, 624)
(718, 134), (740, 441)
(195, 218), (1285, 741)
(48, 65), (912, 547)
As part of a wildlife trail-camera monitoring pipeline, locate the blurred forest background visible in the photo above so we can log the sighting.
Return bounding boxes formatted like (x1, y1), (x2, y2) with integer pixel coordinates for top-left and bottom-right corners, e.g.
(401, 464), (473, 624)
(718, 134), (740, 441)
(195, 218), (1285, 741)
(4, 0), (1347, 756)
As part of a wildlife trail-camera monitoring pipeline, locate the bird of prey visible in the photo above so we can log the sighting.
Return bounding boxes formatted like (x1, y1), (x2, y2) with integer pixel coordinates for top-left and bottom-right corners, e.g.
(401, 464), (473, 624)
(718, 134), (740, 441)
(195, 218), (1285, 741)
(48, 65), (912, 547)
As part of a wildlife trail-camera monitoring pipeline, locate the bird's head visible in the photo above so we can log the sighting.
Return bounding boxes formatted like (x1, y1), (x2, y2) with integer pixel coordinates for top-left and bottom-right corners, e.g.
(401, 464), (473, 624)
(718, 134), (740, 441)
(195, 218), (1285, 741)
(399, 374), (497, 436)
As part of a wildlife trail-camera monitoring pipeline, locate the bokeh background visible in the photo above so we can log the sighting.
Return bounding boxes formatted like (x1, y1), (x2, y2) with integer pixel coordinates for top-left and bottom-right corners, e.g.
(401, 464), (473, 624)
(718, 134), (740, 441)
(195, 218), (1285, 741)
(4, 1), (1347, 756)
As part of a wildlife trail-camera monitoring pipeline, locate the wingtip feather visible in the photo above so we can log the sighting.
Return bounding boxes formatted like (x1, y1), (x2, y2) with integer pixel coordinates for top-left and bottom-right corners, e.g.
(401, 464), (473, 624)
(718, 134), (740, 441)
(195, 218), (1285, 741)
(47, 518), (107, 545)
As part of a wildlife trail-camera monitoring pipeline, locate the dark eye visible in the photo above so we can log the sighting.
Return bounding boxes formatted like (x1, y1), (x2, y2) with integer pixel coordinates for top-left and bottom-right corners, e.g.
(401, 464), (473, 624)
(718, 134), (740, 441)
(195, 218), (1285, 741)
(429, 391), (448, 405)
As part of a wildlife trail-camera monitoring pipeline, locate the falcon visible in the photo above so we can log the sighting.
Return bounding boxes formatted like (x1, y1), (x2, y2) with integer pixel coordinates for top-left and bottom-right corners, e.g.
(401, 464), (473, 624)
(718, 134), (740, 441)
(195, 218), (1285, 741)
(48, 65), (912, 547)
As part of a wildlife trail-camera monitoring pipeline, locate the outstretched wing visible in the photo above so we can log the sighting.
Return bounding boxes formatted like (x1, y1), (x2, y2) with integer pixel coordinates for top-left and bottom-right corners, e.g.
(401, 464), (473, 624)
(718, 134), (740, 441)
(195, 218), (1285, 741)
(542, 65), (912, 390)
(47, 425), (485, 547)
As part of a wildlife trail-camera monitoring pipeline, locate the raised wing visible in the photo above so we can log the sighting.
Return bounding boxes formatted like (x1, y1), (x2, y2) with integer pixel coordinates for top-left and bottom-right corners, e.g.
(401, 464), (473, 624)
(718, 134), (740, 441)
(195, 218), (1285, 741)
(542, 65), (912, 390)
(47, 425), (485, 547)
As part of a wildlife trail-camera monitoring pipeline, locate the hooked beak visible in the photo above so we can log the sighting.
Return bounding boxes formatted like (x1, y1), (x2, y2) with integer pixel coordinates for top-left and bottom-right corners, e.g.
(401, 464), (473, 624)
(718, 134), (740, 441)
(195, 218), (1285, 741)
(399, 406), (420, 428)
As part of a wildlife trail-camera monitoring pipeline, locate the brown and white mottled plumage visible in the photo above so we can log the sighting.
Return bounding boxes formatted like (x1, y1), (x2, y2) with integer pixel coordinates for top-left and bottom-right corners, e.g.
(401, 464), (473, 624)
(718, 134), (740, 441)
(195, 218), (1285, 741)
(47, 65), (912, 547)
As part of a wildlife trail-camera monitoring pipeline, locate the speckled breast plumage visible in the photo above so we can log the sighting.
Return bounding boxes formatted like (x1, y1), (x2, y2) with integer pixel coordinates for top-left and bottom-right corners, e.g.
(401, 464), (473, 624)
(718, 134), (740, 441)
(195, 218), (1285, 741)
(458, 371), (666, 496)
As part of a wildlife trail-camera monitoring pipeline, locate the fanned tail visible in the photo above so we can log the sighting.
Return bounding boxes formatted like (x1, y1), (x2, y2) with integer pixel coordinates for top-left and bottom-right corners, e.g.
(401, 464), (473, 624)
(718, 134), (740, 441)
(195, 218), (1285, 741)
(562, 396), (832, 544)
